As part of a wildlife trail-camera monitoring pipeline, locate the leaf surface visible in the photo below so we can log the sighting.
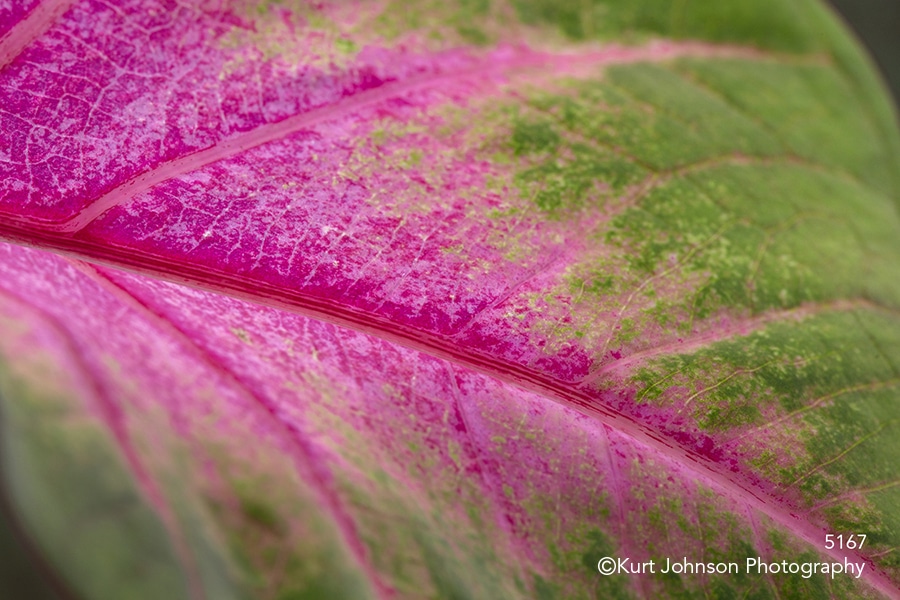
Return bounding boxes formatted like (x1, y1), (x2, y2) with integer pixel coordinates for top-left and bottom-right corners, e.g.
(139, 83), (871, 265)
(1, 1), (900, 598)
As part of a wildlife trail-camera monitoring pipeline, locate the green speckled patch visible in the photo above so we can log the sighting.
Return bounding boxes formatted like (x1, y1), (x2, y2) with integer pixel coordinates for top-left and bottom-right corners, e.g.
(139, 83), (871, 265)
(429, 56), (900, 365)
(367, 0), (497, 46)
(629, 306), (900, 579)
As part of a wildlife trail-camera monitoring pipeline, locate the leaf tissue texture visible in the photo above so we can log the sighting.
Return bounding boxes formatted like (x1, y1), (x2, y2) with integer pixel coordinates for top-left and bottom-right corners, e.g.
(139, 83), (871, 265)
(1, 0), (899, 598)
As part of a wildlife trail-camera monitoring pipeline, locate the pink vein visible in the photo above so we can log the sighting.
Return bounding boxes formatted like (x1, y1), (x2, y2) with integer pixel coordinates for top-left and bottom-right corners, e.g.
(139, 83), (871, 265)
(744, 507), (783, 599)
(0, 0), (75, 70)
(579, 298), (879, 384)
(15, 40), (767, 233)
(67, 259), (394, 600)
(600, 426), (648, 598)
(0, 285), (207, 600)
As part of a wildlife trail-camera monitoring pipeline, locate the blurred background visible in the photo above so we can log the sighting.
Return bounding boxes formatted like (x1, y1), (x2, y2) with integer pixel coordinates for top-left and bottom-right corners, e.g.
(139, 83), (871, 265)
(1, 1), (898, 598)
(830, 0), (900, 104)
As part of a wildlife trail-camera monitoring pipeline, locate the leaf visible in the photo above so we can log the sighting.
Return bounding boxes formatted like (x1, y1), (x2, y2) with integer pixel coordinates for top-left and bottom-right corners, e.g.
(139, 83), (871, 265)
(1, 0), (899, 598)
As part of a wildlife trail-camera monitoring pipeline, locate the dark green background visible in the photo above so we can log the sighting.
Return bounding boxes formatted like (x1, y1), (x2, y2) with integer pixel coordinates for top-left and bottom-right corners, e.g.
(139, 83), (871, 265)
(829, 0), (900, 106)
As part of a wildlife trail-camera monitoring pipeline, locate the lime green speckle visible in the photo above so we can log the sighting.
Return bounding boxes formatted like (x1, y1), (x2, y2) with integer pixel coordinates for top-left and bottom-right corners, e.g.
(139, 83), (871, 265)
(334, 37), (358, 54)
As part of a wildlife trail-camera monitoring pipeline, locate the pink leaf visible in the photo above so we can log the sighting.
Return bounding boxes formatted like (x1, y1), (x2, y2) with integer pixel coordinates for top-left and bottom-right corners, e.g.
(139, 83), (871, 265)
(1, 1), (899, 598)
